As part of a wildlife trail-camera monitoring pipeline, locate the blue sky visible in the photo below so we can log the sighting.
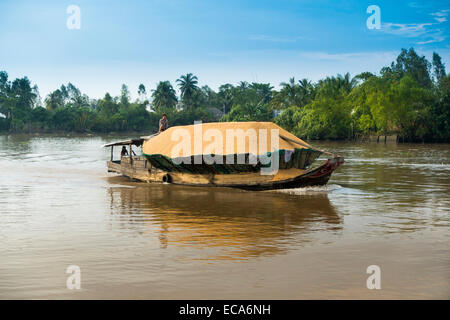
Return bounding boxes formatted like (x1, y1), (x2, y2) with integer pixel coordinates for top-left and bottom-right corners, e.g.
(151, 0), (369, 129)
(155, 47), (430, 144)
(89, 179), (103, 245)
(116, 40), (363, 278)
(1, 0), (449, 100)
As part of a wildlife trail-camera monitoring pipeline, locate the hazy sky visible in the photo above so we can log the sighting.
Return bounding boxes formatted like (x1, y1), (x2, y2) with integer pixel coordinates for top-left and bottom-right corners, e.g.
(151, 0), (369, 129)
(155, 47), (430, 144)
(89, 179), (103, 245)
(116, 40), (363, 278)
(1, 0), (449, 100)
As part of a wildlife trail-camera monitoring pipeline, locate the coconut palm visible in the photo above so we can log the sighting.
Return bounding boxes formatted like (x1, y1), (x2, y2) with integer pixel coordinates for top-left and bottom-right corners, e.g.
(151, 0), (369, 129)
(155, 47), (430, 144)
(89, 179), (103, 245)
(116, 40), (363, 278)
(249, 82), (274, 103)
(317, 73), (357, 97)
(11, 77), (37, 108)
(238, 81), (249, 91)
(151, 81), (177, 113)
(45, 89), (64, 111)
(74, 94), (90, 108)
(218, 84), (234, 114)
(176, 73), (198, 108)
(298, 78), (315, 104)
(298, 78), (312, 94)
(277, 77), (301, 107)
(336, 73), (357, 93)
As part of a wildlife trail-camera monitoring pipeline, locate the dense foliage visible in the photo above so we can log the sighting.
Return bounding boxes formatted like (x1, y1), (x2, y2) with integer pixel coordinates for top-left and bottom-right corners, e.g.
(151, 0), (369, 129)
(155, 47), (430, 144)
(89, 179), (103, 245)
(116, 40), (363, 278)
(0, 48), (448, 142)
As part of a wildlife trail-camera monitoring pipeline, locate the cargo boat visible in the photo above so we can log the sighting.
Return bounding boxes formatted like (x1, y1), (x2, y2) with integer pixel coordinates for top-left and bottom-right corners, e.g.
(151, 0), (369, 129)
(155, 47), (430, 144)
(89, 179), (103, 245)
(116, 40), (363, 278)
(104, 122), (344, 191)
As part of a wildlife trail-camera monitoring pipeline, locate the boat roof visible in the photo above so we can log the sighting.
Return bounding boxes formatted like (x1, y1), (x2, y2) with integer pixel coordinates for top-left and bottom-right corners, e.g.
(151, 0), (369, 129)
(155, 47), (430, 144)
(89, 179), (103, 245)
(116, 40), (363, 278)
(142, 121), (316, 158)
(102, 138), (144, 148)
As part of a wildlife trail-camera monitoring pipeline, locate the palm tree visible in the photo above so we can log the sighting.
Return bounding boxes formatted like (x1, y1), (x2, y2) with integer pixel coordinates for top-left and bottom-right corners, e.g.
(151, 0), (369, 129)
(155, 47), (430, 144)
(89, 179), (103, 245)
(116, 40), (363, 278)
(298, 78), (312, 93)
(223, 90), (233, 114)
(278, 77), (301, 107)
(249, 82), (274, 103)
(336, 73), (357, 93)
(69, 94), (88, 108)
(11, 77), (37, 109)
(317, 73), (357, 98)
(298, 78), (315, 104)
(45, 89), (64, 111)
(238, 81), (249, 91)
(176, 73), (198, 108)
(218, 84), (234, 114)
(151, 81), (177, 113)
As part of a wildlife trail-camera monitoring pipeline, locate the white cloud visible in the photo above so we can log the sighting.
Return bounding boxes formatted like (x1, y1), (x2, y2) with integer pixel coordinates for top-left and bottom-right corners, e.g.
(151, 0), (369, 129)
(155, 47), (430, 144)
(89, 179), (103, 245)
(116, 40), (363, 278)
(382, 22), (434, 37)
(381, 23), (445, 44)
(416, 31), (446, 44)
(431, 9), (450, 22)
(380, 8), (449, 45)
(430, 9), (450, 16)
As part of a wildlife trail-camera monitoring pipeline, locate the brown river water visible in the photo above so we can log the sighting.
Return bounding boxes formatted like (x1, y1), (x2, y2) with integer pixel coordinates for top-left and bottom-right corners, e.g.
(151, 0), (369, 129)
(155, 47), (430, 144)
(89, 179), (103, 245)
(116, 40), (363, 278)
(0, 134), (449, 299)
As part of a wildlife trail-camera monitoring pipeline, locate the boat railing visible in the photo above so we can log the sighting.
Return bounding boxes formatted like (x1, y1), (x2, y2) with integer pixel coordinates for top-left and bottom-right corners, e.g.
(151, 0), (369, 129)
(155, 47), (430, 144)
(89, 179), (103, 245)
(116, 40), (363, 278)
(119, 156), (149, 169)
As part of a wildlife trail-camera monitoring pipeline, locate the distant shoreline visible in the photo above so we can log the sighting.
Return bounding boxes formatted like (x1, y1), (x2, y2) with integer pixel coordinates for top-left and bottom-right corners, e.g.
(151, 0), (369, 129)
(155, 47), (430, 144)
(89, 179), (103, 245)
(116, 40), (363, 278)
(0, 130), (152, 138)
(1, 131), (448, 144)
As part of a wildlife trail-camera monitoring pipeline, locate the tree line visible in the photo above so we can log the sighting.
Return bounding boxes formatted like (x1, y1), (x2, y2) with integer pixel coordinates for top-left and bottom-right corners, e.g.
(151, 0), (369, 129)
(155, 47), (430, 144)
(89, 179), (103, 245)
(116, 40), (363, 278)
(0, 48), (448, 142)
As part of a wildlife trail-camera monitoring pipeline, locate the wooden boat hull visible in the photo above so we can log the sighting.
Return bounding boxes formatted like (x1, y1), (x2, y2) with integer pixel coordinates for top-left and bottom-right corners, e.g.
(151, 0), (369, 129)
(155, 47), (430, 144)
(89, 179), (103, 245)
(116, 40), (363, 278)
(107, 156), (344, 191)
(237, 157), (344, 191)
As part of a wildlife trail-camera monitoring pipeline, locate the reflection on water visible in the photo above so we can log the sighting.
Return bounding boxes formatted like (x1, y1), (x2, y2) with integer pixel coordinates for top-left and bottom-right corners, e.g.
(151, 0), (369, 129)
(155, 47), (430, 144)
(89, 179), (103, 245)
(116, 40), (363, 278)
(0, 135), (449, 299)
(108, 182), (341, 260)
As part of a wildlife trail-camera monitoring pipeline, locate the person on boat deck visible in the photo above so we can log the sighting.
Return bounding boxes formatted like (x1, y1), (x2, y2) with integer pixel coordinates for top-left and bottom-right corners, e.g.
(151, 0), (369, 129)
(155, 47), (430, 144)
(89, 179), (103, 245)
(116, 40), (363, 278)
(121, 146), (136, 157)
(158, 114), (168, 133)
(121, 146), (128, 157)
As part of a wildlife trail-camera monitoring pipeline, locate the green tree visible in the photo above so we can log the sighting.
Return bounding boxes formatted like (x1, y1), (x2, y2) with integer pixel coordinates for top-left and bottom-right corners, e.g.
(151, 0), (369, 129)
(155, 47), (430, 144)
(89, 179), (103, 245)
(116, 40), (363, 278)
(0, 71), (12, 120)
(274, 106), (300, 132)
(295, 81), (351, 140)
(52, 107), (75, 131)
(99, 93), (119, 116)
(218, 84), (234, 114)
(222, 102), (272, 122)
(151, 81), (178, 113)
(120, 84), (130, 108)
(237, 81), (249, 91)
(176, 73), (199, 109)
(8, 77), (38, 131)
(430, 74), (450, 141)
(385, 48), (433, 88)
(30, 106), (51, 130)
(432, 52), (446, 84)
(45, 89), (64, 111)
(249, 82), (273, 103)
(138, 83), (146, 102)
(354, 72), (376, 84)
(298, 78), (315, 105)
(278, 77), (301, 108)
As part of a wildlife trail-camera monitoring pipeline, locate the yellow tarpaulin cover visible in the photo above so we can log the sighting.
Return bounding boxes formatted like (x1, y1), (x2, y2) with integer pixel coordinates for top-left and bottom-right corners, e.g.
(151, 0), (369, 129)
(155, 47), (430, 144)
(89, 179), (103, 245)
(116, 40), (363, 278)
(142, 121), (313, 158)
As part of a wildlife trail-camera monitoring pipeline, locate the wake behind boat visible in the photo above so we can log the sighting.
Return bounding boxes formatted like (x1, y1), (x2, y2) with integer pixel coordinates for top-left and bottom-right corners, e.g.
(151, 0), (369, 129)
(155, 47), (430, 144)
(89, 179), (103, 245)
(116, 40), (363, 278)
(104, 122), (344, 190)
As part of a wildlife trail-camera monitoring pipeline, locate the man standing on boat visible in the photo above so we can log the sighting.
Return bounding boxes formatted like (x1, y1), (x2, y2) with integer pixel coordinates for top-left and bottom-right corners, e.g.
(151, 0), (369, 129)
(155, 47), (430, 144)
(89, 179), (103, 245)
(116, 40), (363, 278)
(158, 114), (168, 133)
